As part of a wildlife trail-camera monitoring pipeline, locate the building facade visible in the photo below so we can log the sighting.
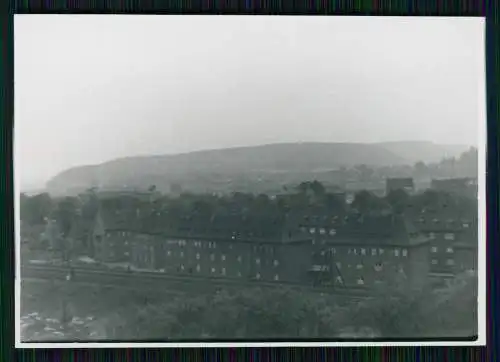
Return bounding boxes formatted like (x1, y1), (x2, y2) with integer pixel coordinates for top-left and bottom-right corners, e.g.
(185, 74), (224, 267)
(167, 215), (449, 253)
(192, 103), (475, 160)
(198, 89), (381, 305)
(107, 232), (314, 284)
(415, 215), (477, 275)
(306, 215), (430, 290)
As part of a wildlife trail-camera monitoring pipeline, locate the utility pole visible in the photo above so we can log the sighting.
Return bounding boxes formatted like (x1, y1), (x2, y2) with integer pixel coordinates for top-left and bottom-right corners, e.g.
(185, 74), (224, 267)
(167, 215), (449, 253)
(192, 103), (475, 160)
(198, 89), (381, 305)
(61, 251), (74, 330)
(60, 298), (70, 328)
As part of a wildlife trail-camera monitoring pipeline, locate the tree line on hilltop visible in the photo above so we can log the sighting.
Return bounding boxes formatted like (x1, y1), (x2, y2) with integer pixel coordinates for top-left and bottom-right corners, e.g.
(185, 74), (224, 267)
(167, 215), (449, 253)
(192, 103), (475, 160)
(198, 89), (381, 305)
(43, 146), (478, 197)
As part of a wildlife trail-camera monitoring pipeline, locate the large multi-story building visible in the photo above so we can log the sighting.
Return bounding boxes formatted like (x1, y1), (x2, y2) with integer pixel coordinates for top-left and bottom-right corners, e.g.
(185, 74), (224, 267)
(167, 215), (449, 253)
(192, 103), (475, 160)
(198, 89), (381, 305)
(299, 214), (430, 290)
(129, 233), (312, 284)
(90, 211), (314, 285)
(66, 185), (477, 290)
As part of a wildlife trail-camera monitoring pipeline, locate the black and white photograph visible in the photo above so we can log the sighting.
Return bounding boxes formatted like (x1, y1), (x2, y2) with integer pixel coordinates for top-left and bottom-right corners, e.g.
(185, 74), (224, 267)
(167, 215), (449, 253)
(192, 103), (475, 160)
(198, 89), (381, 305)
(15, 15), (485, 346)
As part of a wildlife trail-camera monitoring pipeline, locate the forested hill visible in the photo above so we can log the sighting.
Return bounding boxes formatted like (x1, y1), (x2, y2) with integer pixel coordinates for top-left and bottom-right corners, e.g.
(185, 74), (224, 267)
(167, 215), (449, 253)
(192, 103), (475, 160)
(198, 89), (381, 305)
(45, 142), (469, 194)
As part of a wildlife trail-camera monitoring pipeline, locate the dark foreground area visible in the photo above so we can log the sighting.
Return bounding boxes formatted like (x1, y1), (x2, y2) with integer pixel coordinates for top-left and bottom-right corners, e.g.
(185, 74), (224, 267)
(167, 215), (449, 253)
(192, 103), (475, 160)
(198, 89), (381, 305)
(20, 270), (477, 342)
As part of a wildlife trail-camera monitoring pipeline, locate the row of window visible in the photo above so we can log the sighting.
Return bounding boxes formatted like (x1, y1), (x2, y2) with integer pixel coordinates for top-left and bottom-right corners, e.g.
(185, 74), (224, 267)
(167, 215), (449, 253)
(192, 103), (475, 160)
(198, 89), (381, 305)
(107, 236), (223, 249)
(418, 219), (470, 228)
(302, 227), (337, 236)
(335, 276), (365, 285)
(334, 262), (385, 271)
(428, 232), (456, 240)
(137, 239), (280, 254)
(175, 240), (220, 248)
(318, 247), (408, 257)
(108, 235), (285, 254)
(165, 251), (281, 266)
(319, 246), (413, 258)
(431, 259), (455, 266)
(175, 264), (280, 281)
(431, 246), (454, 253)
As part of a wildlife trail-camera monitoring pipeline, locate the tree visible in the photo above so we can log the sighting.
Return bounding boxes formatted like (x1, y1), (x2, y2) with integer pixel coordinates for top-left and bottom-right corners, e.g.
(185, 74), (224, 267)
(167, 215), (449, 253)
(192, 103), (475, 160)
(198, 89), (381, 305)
(429, 271), (478, 337)
(413, 161), (428, 179)
(412, 189), (457, 212)
(309, 180), (326, 196)
(456, 147), (478, 178)
(51, 197), (80, 260)
(81, 190), (100, 220)
(385, 189), (410, 214)
(53, 197), (80, 238)
(344, 272), (478, 338)
(20, 193), (53, 225)
(325, 193), (346, 214)
(351, 191), (390, 215)
(296, 181), (310, 194)
(101, 287), (343, 340)
(355, 164), (374, 181)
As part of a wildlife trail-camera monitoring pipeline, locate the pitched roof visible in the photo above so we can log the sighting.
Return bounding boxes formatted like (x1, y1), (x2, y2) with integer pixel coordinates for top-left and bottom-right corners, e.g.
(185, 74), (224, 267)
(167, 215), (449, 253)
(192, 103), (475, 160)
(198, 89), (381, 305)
(327, 215), (426, 246)
(171, 213), (287, 241)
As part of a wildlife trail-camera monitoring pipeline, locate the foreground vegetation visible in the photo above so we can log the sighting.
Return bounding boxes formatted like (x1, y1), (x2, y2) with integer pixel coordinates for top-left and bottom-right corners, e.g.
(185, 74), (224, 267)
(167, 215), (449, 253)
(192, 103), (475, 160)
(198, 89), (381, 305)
(94, 271), (477, 340)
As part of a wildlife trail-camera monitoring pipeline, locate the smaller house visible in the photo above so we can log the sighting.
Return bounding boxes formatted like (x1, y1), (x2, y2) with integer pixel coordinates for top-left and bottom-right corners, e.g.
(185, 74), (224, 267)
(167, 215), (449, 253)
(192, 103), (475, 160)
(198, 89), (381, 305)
(386, 178), (415, 195)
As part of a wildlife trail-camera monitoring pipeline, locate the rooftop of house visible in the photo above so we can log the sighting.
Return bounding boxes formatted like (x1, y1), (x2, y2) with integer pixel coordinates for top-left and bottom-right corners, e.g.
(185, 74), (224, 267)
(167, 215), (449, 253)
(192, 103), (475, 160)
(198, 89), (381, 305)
(386, 177), (415, 189)
(173, 214), (287, 240)
(106, 228), (312, 246)
(96, 206), (291, 242)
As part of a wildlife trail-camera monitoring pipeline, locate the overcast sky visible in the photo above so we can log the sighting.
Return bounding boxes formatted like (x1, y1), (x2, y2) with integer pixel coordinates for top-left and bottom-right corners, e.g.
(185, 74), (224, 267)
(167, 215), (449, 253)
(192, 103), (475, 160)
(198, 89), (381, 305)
(15, 15), (484, 189)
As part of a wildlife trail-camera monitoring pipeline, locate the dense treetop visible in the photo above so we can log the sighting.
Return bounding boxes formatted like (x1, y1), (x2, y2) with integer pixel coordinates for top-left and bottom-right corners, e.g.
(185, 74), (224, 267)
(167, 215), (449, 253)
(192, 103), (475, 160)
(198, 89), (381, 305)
(20, 175), (478, 244)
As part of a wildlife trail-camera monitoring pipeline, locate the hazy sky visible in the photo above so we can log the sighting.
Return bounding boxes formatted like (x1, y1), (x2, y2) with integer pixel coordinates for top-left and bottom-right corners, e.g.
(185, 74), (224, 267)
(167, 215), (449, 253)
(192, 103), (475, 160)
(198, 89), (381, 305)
(15, 15), (484, 189)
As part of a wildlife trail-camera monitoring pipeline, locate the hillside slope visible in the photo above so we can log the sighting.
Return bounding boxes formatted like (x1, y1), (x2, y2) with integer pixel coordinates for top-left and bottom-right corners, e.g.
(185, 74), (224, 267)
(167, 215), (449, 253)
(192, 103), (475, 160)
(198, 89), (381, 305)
(376, 141), (469, 164)
(45, 142), (468, 194)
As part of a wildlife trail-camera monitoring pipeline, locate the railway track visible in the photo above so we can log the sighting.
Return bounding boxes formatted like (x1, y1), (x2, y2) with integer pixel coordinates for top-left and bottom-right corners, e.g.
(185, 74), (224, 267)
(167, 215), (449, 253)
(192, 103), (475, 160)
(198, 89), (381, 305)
(20, 263), (370, 300)
(21, 277), (186, 297)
